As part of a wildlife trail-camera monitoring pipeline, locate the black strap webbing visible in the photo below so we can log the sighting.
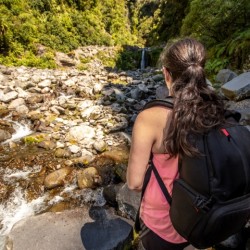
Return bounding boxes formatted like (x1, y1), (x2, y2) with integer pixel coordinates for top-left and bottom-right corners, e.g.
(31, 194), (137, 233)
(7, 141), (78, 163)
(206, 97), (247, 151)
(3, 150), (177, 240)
(134, 158), (173, 232)
(142, 97), (174, 111)
(151, 161), (172, 205)
(134, 163), (152, 232)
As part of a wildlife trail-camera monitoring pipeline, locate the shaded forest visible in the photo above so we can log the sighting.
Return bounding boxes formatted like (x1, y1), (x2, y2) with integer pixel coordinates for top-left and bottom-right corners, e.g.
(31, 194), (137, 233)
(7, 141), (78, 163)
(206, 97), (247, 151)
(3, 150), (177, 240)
(0, 0), (249, 75)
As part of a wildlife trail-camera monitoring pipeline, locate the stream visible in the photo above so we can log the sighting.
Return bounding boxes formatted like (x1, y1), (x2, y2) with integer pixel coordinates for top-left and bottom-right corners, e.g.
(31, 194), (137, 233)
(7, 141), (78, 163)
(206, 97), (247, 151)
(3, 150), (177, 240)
(0, 122), (107, 248)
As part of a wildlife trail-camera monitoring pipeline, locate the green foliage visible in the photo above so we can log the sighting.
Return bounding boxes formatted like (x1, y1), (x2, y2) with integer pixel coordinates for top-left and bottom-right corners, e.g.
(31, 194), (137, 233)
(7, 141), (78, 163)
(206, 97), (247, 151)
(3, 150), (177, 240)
(30, 0), (53, 13)
(116, 47), (141, 70)
(181, 0), (248, 45)
(0, 0), (138, 68)
(96, 50), (117, 68)
(205, 58), (229, 80)
(0, 0), (249, 73)
(181, 0), (250, 74)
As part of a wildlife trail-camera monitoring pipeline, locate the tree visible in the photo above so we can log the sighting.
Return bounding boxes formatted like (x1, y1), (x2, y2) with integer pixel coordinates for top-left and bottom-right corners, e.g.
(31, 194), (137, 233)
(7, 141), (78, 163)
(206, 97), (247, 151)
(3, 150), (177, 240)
(181, 0), (249, 46)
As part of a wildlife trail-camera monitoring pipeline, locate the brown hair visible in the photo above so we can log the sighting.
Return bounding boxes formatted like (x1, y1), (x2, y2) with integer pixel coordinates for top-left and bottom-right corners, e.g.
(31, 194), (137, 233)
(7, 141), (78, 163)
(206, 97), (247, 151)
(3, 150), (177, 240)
(160, 38), (225, 157)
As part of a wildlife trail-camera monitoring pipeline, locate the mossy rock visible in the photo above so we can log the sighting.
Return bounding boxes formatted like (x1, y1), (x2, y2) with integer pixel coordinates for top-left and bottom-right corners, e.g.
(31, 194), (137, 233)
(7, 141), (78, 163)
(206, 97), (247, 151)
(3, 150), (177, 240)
(22, 134), (46, 144)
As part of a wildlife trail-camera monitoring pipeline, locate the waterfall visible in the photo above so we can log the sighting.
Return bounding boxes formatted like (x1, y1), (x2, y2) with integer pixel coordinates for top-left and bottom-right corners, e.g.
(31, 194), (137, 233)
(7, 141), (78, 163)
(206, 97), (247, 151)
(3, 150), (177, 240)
(140, 48), (146, 70)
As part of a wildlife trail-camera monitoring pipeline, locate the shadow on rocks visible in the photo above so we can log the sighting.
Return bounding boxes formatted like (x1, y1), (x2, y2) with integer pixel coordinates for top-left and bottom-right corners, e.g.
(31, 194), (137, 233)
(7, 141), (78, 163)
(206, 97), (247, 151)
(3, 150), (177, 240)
(81, 206), (133, 250)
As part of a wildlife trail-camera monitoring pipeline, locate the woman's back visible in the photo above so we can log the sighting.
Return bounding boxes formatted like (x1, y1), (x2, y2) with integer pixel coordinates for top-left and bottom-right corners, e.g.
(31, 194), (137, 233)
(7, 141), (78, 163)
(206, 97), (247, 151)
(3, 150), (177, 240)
(127, 38), (226, 250)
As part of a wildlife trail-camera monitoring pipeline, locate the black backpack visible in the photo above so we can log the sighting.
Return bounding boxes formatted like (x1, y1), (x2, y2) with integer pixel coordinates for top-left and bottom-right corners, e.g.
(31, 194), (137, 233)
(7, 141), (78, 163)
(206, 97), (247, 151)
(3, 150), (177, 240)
(135, 98), (250, 249)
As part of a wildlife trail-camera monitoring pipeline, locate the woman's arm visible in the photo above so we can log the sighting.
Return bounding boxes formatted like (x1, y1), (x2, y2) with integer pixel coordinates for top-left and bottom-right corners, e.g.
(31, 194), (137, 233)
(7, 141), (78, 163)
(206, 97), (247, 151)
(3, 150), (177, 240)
(126, 109), (157, 191)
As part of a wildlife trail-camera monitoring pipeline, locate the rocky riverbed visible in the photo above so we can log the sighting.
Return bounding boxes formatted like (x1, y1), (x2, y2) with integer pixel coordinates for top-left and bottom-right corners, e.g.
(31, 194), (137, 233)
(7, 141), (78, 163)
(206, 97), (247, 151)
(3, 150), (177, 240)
(0, 53), (250, 250)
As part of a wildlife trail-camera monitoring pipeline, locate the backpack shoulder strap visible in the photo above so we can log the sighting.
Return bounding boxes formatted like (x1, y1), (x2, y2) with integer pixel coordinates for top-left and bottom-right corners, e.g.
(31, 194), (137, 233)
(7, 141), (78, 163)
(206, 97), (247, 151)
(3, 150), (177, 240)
(134, 156), (172, 232)
(134, 161), (153, 232)
(151, 161), (172, 205)
(142, 97), (174, 111)
(224, 109), (241, 122)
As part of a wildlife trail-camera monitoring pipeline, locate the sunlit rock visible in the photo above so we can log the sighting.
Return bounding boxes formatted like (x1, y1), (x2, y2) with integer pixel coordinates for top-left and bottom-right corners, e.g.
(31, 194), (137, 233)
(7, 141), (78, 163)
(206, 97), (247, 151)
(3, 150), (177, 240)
(77, 167), (101, 188)
(44, 167), (73, 189)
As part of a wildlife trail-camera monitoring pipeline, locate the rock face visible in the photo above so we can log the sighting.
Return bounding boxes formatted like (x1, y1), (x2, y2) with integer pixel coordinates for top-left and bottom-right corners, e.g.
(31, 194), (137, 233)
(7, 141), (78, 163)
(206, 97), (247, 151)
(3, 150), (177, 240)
(5, 207), (133, 250)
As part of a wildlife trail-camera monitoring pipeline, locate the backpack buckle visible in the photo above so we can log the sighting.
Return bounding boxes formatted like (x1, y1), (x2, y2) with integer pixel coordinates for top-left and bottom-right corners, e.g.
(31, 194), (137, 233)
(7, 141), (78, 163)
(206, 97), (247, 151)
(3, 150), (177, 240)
(194, 196), (214, 213)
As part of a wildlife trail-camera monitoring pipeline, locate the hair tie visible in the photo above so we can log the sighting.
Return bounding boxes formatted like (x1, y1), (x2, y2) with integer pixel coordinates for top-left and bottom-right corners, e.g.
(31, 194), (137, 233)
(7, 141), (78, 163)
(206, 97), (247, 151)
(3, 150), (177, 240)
(188, 63), (202, 69)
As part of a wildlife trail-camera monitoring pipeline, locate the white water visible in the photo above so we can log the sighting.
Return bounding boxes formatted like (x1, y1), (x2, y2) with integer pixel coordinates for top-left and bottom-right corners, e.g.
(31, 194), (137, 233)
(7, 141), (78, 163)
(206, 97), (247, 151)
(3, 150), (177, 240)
(3, 165), (42, 183)
(0, 188), (48, 236)
(0, 116), (106, 248)
(0, 180), (105, 246)
(2, 120), (33, 145)
(140, 48), (146, 70)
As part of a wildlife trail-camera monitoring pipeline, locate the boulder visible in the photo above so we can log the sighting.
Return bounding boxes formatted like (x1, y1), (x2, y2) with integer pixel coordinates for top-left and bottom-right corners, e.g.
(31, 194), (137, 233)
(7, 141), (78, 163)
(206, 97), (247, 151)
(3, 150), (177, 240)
(155, 85), (169, 99)
(0, 129), (12, 142)
(221, 72), (250, 101)
(44, 167), (73, 189)
(4, 207), (133, 250)
(215, 69), (237, 84)
(66, 125), (95, 142)
(117, 183), (141, 220)
(77, 167), (101, 188)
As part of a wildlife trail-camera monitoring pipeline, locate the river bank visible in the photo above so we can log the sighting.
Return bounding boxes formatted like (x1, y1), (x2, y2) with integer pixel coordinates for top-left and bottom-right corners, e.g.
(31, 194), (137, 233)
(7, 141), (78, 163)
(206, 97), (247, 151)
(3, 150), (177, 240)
(0, 54), (250, 249)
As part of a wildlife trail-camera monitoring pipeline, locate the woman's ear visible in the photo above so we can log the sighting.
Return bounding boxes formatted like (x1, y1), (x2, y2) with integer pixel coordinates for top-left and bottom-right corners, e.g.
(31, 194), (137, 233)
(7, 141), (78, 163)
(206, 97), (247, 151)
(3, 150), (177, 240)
(162, 67), (172, 89)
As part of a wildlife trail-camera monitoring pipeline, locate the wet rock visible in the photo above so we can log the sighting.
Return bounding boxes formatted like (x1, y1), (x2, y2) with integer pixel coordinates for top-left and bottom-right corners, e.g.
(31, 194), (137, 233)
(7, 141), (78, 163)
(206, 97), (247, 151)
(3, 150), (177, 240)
(37, 140), (56, 150)
(130, 87), (143, 99)
(77, 167), (101, 188)
(54, 148), (72, 158)
(0, 129), (12, 142)
(71, 152), (94, 167)
(0, 182), (8, 201)
(101, 149), (129, 163)
(103, 183), (123, 207)
(152, 73), (164, 82)
(44, 166), (73, 189)
(115, 162), (127, 183)
(0, 106), (9, 118)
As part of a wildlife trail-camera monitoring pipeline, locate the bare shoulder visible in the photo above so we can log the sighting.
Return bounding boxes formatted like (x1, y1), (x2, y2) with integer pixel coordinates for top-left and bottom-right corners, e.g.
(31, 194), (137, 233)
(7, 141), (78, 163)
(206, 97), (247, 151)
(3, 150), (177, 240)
(136, 106), (172, 126)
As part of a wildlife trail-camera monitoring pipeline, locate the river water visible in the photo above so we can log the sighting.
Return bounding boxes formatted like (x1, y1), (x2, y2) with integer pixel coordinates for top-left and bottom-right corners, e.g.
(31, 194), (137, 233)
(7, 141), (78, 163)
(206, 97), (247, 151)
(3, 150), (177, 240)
(0, 123), (106, 249)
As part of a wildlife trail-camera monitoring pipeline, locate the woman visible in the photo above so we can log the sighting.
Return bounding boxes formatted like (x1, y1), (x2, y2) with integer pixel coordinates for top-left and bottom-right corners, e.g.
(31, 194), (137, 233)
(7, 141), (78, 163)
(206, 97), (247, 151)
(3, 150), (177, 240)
(126, 38), (225, 250)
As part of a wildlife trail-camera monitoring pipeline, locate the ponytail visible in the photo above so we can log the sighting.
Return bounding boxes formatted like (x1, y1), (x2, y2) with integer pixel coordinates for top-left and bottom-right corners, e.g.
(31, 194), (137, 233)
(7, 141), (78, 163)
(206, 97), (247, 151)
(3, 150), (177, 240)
(161, 38), (225, 157)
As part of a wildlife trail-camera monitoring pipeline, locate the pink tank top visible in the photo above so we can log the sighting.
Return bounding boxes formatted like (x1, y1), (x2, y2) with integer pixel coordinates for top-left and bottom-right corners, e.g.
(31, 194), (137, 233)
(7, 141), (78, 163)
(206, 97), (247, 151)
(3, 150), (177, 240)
(140, 153), (187, 243)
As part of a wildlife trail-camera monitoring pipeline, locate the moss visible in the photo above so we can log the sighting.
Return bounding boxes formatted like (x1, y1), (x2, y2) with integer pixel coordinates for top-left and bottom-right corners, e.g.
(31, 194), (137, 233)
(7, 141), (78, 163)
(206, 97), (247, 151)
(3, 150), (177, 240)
(110, 79), (128, 85)
(23, 134), (45, 144)
(80, 56), (93, 64)
(77, 63), (89, 71)
(96, 50), (118, 68)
